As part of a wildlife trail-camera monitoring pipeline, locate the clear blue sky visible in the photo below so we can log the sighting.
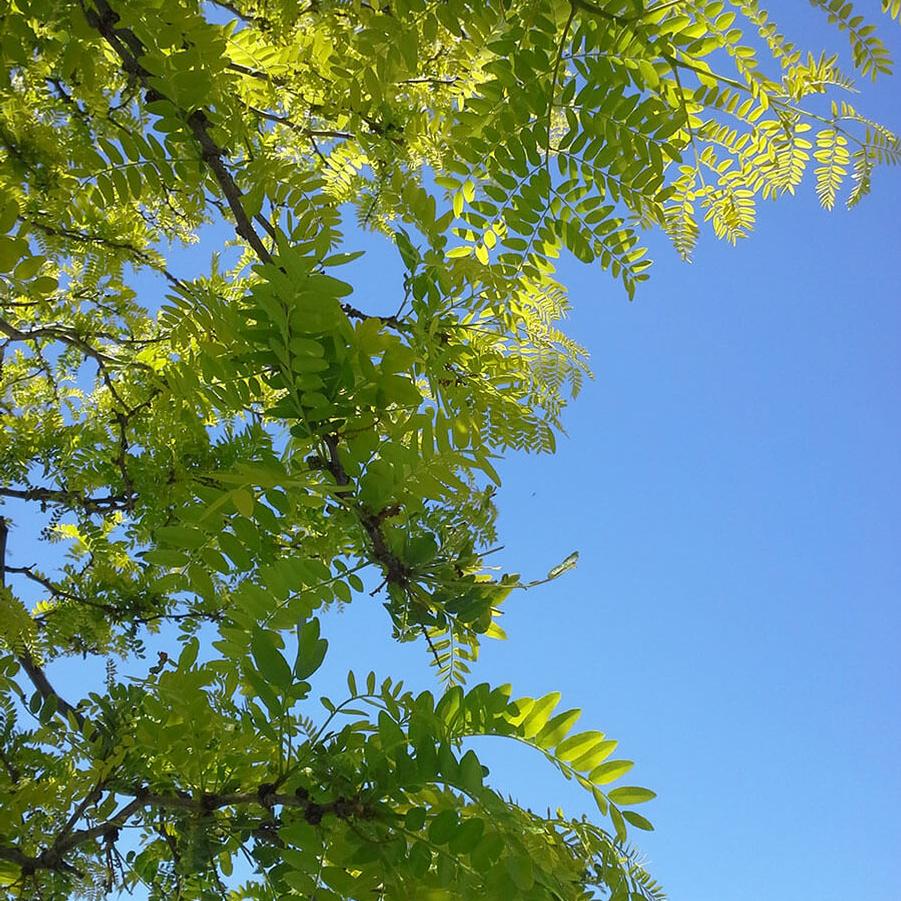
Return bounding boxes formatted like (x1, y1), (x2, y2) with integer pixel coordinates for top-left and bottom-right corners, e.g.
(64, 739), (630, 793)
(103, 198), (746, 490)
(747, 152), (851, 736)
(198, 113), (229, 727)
(8, 7), (899, 899)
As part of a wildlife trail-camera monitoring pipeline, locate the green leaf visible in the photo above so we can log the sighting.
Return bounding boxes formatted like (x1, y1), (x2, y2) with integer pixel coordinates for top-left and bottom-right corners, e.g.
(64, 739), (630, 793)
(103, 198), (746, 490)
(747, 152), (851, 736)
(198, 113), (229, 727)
(177, 637), (200, 670)
(141, 548), (190, 567)
(519, 692), (560, 738)
(535, 708), (581, 748)
(448, 816), (484, 853)
(428, 809), (459, 844)
(589, 759), (634, 785)
(436, 685), (464, 729)
(505, 854), (534, 891)
(13, 255), (45, 280)
(0, 236), (27, 271)
(321, 866), (358, 894)
(609, 804), (627, 843)
(231, 488), (255, 517)
(251, 629), (293, 691)
(607, 786), (657, 805)
(295, 618), (328, 680)
(378, 710), (406, 751)
(590, 786), (609, 816)
(571, 738), (618, 771)
(0, 197), (19, 233)
(622, 810), (655, 831)
(405, 807), (427, 831)
(458, 749), (484, 792)
(555, 731), (605, 763)
(321, 250), (365, 267)
(157, 525), (207, 549)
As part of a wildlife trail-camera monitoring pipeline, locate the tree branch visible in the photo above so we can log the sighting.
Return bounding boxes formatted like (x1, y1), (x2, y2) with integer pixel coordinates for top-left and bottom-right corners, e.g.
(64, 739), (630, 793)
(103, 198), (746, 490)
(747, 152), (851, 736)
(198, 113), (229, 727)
(0, 485), (134, 514)
(15, 648), (85, 729)
(320, 435), (409, 588)
(340, 303), (405, 330)
(84, 0), (274, 264)
(0, 520), (86, 731)
(0, 784), (374, 876)
(4, 563), (221, 627)
(206, 0), (267, 28)
(0, 316), (119, 365)
(20, 218), (189, 290)
(244, 104), (355, 141)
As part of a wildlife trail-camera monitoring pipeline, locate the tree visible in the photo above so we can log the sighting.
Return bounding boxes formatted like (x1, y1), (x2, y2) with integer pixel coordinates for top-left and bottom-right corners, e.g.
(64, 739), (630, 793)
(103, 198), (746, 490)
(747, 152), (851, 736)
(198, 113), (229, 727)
(0, 0), (897, 897)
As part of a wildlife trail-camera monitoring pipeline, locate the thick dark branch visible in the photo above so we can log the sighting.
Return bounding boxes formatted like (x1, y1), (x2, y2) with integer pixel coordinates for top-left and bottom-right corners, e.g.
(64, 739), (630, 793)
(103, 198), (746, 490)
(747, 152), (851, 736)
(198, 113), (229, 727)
(84, 0), (273, 264)
(340, 303), (404, 330)
(321, 435), (408, 587)
(184, 110), (273, 262)
(0, 516), (7, 588)
(16, 648), (85, 729)
(5, 565), (80, 601)
(0, 316), (116, 362)
(0, 485), (133, 514)
(1, 521), (86, 731)
(0, 797), (142, 877)
(123, 785), (373, 820)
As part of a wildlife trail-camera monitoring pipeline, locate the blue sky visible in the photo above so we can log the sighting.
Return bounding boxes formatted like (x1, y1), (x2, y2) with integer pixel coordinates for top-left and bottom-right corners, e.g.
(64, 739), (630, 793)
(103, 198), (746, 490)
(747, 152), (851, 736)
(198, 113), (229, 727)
(490, 32), (901, 901)
(6, 6), (899, 899)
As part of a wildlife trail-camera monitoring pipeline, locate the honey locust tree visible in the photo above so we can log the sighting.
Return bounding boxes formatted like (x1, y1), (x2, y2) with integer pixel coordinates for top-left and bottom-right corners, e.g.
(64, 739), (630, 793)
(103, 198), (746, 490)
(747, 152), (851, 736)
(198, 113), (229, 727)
(0, 0), (899, 897)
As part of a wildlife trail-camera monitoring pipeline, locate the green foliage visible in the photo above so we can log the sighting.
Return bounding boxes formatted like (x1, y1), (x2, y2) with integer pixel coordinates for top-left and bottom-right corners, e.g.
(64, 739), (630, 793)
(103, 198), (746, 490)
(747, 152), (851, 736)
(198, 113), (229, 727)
(0, 0), (897, 897)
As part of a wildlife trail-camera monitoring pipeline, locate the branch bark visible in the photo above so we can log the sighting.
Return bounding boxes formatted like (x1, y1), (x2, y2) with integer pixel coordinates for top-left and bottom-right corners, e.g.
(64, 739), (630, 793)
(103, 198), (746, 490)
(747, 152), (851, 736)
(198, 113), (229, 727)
(0, 784), (374, 876)
(321, 434), (409, 589)
(83, 0), (273, 264)
(0, 485), (133, 514)
(0, 519), (86, 730)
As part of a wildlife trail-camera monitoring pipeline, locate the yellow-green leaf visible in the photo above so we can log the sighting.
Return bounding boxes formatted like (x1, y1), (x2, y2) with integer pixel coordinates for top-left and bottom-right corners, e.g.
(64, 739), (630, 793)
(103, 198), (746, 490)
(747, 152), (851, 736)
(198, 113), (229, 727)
(607, 786), (656, 805)
(589, 759), (634, 785)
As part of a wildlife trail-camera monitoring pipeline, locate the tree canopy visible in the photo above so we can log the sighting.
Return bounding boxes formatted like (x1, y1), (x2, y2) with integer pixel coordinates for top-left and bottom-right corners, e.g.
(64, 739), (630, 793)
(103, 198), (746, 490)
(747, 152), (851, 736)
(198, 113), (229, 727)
(0, 0), (898, 897)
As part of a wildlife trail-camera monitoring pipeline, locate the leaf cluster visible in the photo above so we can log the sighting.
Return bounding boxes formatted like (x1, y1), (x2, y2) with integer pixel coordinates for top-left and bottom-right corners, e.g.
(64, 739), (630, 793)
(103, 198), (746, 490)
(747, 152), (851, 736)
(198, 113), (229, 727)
(0, 0), (897, 897)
